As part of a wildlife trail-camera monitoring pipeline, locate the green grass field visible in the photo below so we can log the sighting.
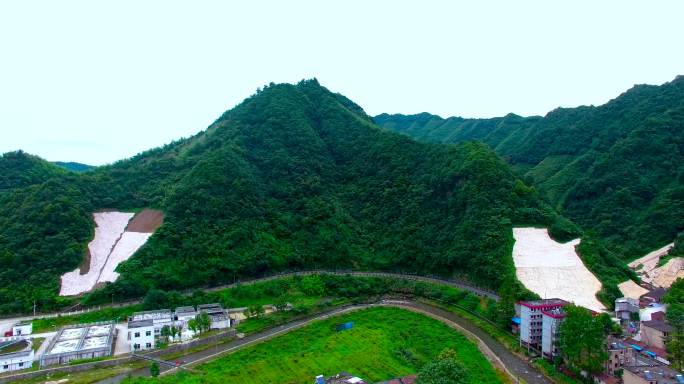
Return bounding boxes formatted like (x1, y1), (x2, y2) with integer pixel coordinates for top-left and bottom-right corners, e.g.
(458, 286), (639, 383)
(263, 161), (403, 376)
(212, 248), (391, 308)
(125, 307), (502, 384)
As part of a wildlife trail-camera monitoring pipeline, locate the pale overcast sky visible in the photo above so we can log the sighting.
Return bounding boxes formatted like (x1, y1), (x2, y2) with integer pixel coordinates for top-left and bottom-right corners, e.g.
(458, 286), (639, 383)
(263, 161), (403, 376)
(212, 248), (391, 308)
(1, 1), (683, 165)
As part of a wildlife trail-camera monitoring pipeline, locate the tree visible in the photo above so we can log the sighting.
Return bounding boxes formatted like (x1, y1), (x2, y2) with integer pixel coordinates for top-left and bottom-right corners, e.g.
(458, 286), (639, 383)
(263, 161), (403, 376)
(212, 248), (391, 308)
(188, 318), (199, 335)
(274, 294), (289, 311)
(150, 362), (160, 377)
(416, 348), (467, 384)
(195, 312), (211, 333)
(558, 305), (608, 374)
(665, 279), (684, 369)
(160, 325), (171, 341)
(170, 325), (179, 341)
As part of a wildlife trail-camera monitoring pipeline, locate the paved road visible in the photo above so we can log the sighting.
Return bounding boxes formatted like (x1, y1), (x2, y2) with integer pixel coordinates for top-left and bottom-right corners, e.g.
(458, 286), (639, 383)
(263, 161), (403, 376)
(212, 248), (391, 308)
(96, 300), (549, 384)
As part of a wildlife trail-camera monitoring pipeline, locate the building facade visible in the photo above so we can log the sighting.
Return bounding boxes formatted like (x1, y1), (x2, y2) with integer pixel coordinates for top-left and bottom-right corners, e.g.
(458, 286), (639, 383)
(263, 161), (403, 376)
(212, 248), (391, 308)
(641, 321), (672, 350)
(128, 319), (154, 352)
(615, 297), (639, 322)
(519, 298), (568, 350)
(541, 308), (565, 359)
(0, 338), (34, 373)
(130, 309), (173, 337)
(604, 338), (636, 376)
(11, 322), (32, 337)
(198, 303), (230, 329)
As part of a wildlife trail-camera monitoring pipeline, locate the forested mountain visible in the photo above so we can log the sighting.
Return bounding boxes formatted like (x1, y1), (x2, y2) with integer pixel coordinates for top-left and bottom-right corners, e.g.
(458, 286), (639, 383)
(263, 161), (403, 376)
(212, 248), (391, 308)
(1, 79), (629, 314)
(0, 151), (67, 191)
(376, 76), (684, 260)
(53, 161), (95, 173)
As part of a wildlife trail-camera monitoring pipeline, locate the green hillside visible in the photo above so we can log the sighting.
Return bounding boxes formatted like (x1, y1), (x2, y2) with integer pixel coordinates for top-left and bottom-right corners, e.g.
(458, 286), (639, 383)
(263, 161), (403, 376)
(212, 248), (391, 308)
(0, 80), (636, 314)
(376, 76), (684, 260)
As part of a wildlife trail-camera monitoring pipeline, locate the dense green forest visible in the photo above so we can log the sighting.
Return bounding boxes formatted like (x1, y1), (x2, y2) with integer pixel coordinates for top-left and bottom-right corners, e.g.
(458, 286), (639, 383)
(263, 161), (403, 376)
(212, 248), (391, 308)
(53, 161), (95, 173)
(376, 76), (684, 261)
(0, 80), (634, 314)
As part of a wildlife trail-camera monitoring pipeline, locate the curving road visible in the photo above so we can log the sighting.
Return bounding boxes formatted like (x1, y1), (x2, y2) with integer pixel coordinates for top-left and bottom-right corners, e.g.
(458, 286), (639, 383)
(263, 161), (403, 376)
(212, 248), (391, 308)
(96, 300), (548, 384)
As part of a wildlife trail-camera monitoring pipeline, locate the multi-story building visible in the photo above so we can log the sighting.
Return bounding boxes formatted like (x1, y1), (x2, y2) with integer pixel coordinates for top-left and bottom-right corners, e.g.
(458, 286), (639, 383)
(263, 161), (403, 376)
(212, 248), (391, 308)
(519, 298), (568, 351)
(128, 319), (154, 352)
(615, 297), (639, 322)
(541, 308), (565, 359)
(604, 337), (636, 376)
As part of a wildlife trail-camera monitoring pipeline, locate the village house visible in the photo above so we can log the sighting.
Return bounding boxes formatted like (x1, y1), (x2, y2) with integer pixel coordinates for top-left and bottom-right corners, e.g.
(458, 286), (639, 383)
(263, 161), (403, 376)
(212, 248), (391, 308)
(197, 303), (230, 329)
(130, 309), (173, 337)
(615, 297), (640, 322)
(11, 321), (32, 337)
(623, 365), (684, 384)
(604, 337), (636, 376)
(128, 319), (154, 352)
(641, 320), (672, 350)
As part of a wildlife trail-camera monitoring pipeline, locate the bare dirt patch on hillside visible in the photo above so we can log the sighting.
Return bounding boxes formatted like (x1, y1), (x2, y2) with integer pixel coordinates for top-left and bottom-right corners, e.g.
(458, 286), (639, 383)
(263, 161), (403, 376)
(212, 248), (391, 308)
(512, 227), (604, 312)
(126, 209), (164, 233)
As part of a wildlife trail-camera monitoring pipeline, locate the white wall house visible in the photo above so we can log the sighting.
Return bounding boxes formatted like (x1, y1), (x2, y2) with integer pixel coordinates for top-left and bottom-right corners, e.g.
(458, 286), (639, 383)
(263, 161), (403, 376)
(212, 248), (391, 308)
(130, 310), (173, 337)
(0, 339), (34, 373)
(11, 322), (32, 336)
(198, 303), (230, 329)
(128, 319), (154, 352)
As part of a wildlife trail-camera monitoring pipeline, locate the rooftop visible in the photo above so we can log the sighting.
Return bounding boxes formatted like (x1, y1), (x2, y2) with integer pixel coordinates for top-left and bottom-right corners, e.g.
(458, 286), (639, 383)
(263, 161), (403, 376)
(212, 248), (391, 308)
(624, 366), (684, 384)
(642, 320), (673, 333)
(128, 319), (154, 329)
(0, 339), (31, 356)
(542, 308), (566, 319)
(131, 309), (173, 322)
(175, 306), (197, 315)
(44, 322), (115, 356)
(518, 298), (568, 309)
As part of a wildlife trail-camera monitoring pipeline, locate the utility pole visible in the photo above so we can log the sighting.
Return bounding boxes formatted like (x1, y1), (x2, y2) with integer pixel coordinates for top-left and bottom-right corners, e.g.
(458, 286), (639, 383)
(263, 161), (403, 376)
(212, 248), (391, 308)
(33, 300), (36, 317)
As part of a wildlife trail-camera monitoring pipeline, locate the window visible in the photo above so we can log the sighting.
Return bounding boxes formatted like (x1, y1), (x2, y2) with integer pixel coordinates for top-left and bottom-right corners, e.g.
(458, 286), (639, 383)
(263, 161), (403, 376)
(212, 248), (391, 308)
(18, 362), (23, 367)
(3, 365), (7, 369)
(134, 332), (140, 338)
(146, 342), (152, 348)
(145, 331), (151, 336)
(134, 343), (140, 350)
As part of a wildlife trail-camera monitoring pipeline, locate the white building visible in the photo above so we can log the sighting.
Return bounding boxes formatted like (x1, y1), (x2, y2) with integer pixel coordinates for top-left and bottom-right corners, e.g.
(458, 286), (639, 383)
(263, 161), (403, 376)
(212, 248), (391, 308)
(198, 303), (230, 329)
(130, 309), (173, 337)
(519, 298), (567, 350)
(175, 306), (198, 325)
(541, 308), (565, 359)
(0, 338), (34, 373)
(128, 319), (154, 352)
(11, 321), (32, 336)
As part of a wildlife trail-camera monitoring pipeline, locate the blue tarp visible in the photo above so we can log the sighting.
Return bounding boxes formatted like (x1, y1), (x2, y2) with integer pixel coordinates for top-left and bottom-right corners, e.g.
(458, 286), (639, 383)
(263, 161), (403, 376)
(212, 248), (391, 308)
(630, 344), (643, 351)
(336, 322), (354, 331)
(646, 350), (657, 358)
(511, 317), (521, 325)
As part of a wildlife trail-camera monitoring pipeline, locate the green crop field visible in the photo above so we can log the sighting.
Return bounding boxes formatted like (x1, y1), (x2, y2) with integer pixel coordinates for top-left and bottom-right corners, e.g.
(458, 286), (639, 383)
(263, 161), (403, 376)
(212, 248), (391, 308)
(125, 307), (502, 384)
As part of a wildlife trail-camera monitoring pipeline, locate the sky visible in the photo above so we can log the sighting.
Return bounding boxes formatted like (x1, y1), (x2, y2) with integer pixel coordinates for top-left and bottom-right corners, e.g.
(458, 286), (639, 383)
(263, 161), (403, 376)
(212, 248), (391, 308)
(1, 1), (683, 165)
